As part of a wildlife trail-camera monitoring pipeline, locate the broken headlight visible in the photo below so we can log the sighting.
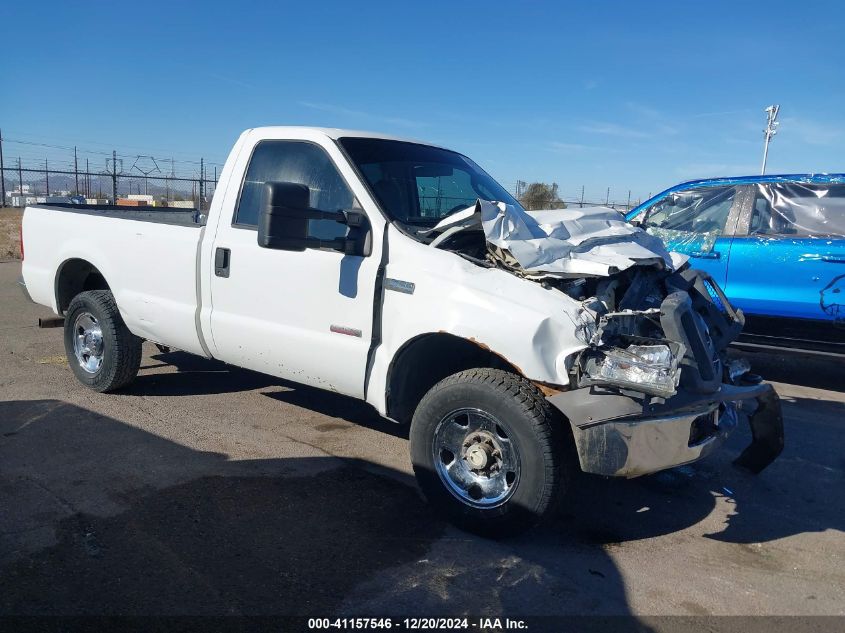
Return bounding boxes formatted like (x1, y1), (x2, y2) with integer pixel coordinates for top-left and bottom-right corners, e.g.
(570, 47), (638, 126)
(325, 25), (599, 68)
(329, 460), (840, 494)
(581, 341), (684, 397)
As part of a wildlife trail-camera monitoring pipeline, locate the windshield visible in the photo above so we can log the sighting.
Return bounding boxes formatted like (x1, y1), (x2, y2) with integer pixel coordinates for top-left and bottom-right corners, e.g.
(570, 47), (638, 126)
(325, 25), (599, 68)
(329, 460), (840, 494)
(339, 137), (521, 226)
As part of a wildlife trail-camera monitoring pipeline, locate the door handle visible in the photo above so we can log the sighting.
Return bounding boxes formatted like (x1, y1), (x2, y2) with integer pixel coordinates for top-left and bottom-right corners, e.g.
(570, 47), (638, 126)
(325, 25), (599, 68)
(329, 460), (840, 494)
(215, 247), (231, 278)
(691, 250), (720, 259)
(821, 255), (845, 264)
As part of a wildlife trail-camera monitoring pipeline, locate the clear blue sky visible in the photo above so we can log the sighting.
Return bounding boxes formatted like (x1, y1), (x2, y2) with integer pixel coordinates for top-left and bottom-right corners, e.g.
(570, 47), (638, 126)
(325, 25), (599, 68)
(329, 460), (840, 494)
(2, 0), (843, 204)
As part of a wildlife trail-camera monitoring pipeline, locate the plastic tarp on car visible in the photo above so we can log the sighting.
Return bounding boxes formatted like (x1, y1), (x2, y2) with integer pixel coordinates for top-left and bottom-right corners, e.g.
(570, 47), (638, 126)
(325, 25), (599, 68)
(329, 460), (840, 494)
(638, 177), (845, 254)
(641, 185), (737, 255)
(431, 200), (676, 277)
(750, 181), (845, 237)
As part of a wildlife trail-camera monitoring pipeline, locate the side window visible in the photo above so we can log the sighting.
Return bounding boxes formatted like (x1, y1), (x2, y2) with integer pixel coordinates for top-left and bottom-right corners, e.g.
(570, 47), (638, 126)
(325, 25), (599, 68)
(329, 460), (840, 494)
(643, 186), (737, 254)
(644, 186), (736, 233)
(750, 183), (845, 237)
(235, 141), (355, 240)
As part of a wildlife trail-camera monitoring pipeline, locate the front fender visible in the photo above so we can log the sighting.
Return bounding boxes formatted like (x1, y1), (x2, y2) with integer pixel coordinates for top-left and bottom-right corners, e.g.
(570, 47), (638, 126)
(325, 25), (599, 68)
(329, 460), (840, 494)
(365, 230), (587, 415)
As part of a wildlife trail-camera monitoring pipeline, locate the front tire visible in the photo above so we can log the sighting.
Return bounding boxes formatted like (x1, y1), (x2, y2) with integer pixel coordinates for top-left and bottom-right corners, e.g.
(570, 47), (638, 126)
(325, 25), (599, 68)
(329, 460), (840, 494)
(63, 290), (142, 392)
(410, 368), (566, 537)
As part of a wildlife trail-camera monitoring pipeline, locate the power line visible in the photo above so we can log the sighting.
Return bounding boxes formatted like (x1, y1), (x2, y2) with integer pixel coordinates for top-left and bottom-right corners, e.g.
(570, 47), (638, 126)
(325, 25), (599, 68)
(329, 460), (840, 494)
(2, 138), (225, 167)
(2, 130), (229, 163)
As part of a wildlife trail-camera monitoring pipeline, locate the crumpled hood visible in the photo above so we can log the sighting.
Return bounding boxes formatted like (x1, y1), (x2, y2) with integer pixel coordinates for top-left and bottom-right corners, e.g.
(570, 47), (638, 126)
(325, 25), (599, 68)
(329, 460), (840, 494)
(431, 200), (679, 277)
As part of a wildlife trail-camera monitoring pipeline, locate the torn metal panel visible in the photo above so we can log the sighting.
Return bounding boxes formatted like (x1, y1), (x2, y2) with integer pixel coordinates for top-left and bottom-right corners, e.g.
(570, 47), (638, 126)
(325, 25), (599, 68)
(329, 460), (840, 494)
(430, 200), (675, 277)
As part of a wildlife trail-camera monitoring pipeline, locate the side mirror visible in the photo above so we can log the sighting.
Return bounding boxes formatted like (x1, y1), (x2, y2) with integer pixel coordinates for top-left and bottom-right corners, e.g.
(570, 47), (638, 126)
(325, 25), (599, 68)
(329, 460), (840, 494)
(257, 181), (372, 256)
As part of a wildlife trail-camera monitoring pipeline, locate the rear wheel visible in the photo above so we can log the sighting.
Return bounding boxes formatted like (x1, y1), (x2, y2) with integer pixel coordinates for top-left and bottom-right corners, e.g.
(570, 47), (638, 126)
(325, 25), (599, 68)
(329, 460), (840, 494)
(410, 368), (566, 537)
(63, 290), (142, 392)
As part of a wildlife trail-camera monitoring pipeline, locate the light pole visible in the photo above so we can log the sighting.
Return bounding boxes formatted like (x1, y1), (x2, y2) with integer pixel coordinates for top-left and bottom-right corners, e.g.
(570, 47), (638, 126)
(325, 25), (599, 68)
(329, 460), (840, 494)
(761, 104), (780, 175)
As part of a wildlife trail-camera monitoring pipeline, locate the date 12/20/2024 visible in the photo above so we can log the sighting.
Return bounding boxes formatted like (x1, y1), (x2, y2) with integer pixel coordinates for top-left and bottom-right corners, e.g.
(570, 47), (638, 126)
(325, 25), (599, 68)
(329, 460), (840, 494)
(307, 617), (528, 630)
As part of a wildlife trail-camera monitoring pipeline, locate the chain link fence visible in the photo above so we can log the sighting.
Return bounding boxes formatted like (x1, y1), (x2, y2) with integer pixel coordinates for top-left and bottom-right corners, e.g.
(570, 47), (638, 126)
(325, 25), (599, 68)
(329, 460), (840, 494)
(0, 132), (221, 211)
(0, 131), (650, 215)
(511, 180), (647, 212)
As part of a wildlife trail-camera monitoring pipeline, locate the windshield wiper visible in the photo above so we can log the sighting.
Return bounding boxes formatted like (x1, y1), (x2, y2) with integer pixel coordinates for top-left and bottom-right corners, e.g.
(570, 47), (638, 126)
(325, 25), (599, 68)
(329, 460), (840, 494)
(400, 218), (441, 225)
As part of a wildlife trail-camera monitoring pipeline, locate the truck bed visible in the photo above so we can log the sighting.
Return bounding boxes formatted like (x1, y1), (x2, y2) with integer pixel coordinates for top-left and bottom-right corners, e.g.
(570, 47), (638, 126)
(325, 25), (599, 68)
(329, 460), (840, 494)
(33, 203), (204, 227)
(21, 203), (208, 357)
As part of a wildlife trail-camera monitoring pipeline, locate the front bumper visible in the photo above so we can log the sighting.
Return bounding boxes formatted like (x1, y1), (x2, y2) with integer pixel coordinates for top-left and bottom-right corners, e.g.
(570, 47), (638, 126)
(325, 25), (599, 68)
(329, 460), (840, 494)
(548, 382), (783, 478)
(17, 275), (34, 303)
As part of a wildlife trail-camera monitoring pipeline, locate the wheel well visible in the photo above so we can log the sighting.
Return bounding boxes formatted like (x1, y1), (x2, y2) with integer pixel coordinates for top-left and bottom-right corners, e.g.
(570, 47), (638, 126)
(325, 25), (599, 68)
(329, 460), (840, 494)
(386, 333), (522, 425)
(56, 259), (111, 314)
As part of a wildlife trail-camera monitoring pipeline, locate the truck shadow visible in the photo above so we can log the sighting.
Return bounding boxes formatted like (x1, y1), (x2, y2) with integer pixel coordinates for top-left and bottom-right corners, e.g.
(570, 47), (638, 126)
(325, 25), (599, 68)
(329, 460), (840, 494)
(262, 388), (409, 439)
(134, 349), (408, 438)
(128, 350), (279, 396)
(0, 397), (842, 619)
(730, 347), (845, 393)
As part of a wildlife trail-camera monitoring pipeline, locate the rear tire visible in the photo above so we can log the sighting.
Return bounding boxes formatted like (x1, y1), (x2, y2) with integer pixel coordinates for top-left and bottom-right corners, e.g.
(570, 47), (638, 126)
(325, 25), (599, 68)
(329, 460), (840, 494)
(410, 368), (566, 537)
(63, 290), (142, 392)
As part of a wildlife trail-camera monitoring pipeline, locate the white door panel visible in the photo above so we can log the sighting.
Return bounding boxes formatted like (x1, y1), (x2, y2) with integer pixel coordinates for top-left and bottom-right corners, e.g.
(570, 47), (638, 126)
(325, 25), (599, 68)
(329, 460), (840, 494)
(206, 135), (382, 398)
(209, 227), (376, 396)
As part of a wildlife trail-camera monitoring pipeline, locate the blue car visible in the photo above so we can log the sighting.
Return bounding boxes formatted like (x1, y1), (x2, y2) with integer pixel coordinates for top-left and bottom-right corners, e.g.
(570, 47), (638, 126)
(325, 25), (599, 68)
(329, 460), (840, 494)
(626, 174), (845, 353)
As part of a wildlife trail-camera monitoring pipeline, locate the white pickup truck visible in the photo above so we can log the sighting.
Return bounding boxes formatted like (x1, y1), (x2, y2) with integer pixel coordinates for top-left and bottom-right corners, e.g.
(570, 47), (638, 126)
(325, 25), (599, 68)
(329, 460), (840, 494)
(19, 127), (783, 536)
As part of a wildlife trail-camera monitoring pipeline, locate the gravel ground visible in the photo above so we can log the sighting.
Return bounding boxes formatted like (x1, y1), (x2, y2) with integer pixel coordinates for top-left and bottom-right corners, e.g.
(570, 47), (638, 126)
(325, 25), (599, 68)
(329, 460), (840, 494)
(0, 208), (23, 260)
(1, 260), (843, 624)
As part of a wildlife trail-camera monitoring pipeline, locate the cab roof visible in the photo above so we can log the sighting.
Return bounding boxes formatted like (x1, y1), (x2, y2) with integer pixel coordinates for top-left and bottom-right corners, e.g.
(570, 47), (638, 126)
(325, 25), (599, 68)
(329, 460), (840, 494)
(247, 126), (445, 149)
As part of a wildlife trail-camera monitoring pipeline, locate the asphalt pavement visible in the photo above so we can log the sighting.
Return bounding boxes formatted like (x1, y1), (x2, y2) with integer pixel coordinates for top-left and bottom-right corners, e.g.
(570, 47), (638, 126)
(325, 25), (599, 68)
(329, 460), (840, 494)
(1, 260), (843, 621)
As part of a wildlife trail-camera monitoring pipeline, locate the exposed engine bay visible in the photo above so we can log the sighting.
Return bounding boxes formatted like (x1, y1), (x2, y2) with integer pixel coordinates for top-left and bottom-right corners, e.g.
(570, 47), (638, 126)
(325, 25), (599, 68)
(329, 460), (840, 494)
(575, 265), (745, 399)
(423, 200), (744, 400)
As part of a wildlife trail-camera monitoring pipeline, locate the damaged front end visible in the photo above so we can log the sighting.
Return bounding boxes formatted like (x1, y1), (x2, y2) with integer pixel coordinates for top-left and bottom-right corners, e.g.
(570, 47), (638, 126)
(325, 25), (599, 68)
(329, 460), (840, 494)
(553, 266), (784, 478)
(425, 200), (784, 478)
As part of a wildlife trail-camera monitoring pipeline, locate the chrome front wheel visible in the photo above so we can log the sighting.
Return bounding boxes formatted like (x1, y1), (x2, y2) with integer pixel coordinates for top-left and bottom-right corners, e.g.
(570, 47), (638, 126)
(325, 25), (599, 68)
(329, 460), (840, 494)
(432, 408), (521, 509)
(411, 369), (566, 537)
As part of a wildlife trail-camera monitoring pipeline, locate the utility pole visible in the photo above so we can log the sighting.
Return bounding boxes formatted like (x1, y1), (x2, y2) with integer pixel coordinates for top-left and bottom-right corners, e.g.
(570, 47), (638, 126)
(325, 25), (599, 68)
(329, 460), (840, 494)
(761, 104), (780, 175)
(109, 150), (119, 202)
(74, 146), (79, 195)
(580, 185), (585, 208)
(86, 158), (90, 198)
(18, 158), (23, 202)
(169, 158), (175, 202)
(199, 158), (205, 211)
(605, 187), (610, 205)
(0, 128), (5, 208)
(45, 159), (49, 196)
(627, 190), (631, 210)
